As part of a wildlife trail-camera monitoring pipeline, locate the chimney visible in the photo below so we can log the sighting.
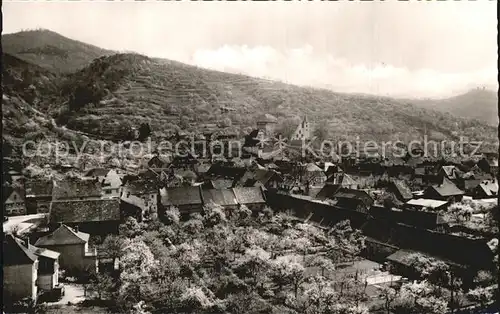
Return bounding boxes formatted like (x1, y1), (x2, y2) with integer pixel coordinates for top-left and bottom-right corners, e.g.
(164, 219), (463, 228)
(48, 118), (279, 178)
(74, 225), (79, 233)
(24, 237), (30, 248)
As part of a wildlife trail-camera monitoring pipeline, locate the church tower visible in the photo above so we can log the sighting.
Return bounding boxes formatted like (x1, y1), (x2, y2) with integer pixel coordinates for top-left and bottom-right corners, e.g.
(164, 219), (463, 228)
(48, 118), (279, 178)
(290, 116), (312, 141)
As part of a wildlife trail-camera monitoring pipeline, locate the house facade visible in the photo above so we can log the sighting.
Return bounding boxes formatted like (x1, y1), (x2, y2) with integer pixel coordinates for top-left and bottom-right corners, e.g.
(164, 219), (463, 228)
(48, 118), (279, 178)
(3, 235), (38, 303)
(35, 224), (97, 274)
(25, 180), (54, 214)
(3, 187), (26, 216)
(121, 179), (158, 220)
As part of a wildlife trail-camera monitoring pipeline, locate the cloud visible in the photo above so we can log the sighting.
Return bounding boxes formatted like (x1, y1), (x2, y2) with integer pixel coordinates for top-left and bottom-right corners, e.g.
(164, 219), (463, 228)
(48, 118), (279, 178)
(190, 44), (497, 98)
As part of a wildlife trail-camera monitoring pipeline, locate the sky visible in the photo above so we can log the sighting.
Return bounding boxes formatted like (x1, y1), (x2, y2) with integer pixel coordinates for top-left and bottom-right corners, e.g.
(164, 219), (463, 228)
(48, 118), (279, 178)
(3, 1), (498, 98)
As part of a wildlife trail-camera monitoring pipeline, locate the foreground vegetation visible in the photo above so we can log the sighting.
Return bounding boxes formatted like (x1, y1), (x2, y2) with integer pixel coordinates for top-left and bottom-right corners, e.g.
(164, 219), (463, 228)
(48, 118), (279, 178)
(38, 203), (492, 314)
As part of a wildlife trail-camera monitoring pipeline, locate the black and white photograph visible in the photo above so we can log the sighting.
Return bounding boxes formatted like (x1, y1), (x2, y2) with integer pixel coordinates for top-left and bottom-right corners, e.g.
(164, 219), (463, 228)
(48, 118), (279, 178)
(1, 1), (498, 313)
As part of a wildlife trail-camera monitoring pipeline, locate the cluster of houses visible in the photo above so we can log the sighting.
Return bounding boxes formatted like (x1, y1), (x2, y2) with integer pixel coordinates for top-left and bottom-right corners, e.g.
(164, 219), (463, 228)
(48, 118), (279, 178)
(3, 115), (499, 304)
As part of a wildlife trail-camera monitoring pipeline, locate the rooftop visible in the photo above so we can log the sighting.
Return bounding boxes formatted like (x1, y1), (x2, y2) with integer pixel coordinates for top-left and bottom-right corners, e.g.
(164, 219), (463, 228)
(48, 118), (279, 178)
(35, 224), (90, 246)
(50, 199), (121, 223)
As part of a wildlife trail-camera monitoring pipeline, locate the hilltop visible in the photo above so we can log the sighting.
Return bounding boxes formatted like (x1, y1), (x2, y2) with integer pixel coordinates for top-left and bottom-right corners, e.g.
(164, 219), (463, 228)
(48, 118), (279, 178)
(1, 30), (498, 152)
(2, 29), (113, 73)
(410, 88), (499, 126)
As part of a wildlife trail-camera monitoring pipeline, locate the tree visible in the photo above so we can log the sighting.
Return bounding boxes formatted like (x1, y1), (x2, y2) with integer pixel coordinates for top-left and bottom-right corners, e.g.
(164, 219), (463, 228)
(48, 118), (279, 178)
(164, 207), (181, 226)
(203, 202), (227, 227)
(220, 117), (232, 128)
(379, 286), (397, 314)
(393, 281), (448, 314)
(276, 117), (301, 139)
(271, 255), (306, 299)
(138, 123), (152, 141)
(313, 120), (331, 142)
(119, 217), (143, 238)
(467, 286), (493, 308)
(100, 234), (126, 261)
(305, 255), (335, 278)
(234, 246), (271, 290)
(296, 275), (337, 314)
(89, 273), (115, 300)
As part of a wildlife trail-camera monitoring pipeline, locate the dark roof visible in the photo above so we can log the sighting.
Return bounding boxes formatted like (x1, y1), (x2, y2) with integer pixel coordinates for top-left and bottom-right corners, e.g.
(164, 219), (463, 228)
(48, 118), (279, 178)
(233, 187), (266, 204)
(3, 234), (37, 265)
(255, 169), (281, 184)
(464, 179), (481, 190)
(334, 188), (374, 202)
(390, 179), (413, 201)
(52, 179), (102, 199)
(35, 224), (89, 246)
(148, 155), (170, 168)
(206, 165), (247, 180)
(25, 180), (53, 197)
(3, 186), (25, 203)
(124, 179), (157, 194)
(202, 189), (238, 206)
(387, 249), (461, 268)
(50, 199), (121, 223)
(161, 186), (203, 206)
(240, 169), (282, 187)
(84, 168), (110, 177)
(315, 184), (341, 200)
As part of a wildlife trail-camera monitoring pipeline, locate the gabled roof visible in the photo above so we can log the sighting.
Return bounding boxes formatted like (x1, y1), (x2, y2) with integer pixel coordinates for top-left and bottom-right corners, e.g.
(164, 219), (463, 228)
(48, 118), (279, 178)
(84, 168), (110, 178)
(334, 189), (373, 203)
(390, 179), (413, 200)
(3, 234), (37, 265)
(305, 162), (323, 172)
(233, 187), (266, 204)
(3, 186), (25, 203)
(427, 178), (464, 197)
(315, 184), (341, 200)
(160, 186), (203, 207)
(326, 173), (358, 186)
(464, 179), (481, 190)
(477, 181), (499, 196)
(35, 224), (89, 246)
(441, 165), (461, 179)
(53, 178), (102, 199)
(253, 169), (282, 185)
(25, 179), (54, 197)
(49, 199), (121, 223)
(202, 189), (238, 206)
(148, 155), (170, 168)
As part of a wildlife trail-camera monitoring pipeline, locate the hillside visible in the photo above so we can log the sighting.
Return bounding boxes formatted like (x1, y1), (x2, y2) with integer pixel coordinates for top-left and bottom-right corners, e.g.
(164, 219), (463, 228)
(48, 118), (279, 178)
(410, 88), (499, 126)
(51, 53), (497, 146)
(2, 29), (113, 73)
(1, 30), (497, 153)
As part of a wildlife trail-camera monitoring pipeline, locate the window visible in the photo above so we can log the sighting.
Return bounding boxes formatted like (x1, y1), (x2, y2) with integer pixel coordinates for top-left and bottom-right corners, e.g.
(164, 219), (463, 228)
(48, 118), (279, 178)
(106, 190), (112, 194)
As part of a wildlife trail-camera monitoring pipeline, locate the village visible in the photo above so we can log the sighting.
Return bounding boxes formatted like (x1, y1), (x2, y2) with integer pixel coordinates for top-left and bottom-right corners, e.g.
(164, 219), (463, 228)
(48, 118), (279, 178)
(3, 114), (499, 313)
